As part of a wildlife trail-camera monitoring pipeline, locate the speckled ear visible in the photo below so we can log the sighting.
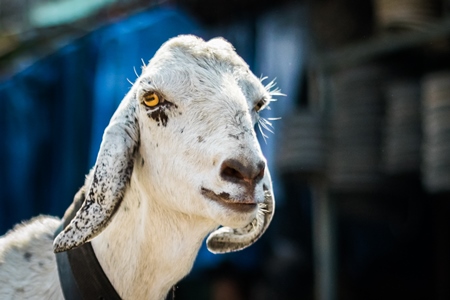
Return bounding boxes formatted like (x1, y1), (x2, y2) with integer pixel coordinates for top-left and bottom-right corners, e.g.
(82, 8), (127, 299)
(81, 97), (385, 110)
(206, 176), (275, 254)
(53, 95), (139, 253)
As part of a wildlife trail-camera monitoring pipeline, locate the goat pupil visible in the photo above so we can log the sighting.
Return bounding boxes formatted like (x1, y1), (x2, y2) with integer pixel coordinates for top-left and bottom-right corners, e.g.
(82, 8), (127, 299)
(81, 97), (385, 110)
(144, 92), (160, 107)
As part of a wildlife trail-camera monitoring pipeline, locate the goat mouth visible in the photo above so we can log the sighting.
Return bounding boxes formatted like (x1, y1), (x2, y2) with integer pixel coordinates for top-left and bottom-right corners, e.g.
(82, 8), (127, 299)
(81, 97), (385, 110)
(201, 187), (257, 213)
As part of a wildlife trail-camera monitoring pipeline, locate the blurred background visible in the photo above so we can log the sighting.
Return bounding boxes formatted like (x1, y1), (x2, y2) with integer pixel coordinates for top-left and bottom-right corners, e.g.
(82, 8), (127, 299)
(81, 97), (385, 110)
(2, 0), (450, 299)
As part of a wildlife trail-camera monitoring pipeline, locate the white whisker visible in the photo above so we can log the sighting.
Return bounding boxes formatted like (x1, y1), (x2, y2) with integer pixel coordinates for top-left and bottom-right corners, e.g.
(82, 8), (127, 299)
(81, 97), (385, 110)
(259, 118), (274, 134)
(133, 66), (140, 78)
(260, 76), (286, 103)
(258, 121), (269, 144)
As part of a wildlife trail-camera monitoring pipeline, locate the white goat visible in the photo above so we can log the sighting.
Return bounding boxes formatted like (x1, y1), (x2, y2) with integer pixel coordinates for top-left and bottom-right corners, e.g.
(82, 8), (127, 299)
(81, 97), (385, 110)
(0, 35), (277, 300)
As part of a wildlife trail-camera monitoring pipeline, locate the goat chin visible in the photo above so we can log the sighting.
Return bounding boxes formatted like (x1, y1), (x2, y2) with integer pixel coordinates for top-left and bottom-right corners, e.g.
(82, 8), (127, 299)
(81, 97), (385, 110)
(0, 34), (278, 299)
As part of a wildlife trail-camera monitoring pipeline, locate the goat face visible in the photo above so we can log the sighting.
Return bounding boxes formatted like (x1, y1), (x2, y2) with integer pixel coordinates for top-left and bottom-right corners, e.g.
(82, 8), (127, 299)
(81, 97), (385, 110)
(53, 35), (277, 254)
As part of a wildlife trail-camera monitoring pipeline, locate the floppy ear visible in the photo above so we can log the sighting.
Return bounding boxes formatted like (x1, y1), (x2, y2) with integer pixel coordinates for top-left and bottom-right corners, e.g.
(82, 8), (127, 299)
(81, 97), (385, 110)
(53, 95), (139, 253)
(206, 172), (275, 253)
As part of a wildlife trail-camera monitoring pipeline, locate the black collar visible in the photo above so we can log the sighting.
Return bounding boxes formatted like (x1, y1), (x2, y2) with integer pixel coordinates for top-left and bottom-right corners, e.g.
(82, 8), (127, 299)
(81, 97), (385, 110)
(54, 189), (176, 300)
(54, 223), (122, 300)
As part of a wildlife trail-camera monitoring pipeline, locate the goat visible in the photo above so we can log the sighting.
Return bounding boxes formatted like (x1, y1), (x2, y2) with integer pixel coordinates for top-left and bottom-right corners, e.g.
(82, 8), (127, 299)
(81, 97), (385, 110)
(0, 35), (277, 300)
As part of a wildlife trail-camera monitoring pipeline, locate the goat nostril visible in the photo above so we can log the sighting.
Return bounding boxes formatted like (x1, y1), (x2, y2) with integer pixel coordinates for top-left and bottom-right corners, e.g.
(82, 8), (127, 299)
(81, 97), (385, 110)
(220, 159), (265, 184)
(221, 166), (245, 181)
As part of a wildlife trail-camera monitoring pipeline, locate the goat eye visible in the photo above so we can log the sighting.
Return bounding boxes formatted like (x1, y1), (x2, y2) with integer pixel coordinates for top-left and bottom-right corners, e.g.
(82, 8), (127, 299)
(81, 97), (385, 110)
(254, 99), (266, 112)
(143, 92), (160, 107)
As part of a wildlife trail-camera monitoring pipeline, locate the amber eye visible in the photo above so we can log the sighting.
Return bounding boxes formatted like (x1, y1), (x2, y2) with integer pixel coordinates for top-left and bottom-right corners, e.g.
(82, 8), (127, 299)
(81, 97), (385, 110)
(143, 92), (160, 107)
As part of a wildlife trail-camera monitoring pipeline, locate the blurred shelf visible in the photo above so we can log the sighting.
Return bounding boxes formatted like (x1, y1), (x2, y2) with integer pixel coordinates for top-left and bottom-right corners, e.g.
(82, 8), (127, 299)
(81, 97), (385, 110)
(314, 17), (450, 71)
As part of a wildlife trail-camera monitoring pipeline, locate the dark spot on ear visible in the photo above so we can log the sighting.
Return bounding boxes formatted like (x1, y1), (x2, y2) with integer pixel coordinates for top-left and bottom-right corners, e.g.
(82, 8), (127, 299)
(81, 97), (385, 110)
(16, 288), (25, 293)
(156, 143), (159, 147)
(197, 136), (204, 143)
(213, 160), (216, 166)
(141, 158), (145, 166)
(181, 128), (184, 133)
(39, 262), (44, 267)
(179, 112), (182, 115)
(123, 205), (129, 212)
(24, 252), (32, 261)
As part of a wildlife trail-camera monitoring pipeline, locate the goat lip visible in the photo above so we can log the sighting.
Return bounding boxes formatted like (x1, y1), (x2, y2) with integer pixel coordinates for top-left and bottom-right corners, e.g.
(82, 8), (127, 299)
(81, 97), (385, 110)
(201, 188), (257, 213)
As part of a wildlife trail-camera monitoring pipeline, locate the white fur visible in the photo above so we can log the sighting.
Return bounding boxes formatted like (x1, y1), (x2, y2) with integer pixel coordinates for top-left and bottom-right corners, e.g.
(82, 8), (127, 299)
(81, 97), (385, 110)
(0, 217), (64, 299)
(0, 35), (277, 300)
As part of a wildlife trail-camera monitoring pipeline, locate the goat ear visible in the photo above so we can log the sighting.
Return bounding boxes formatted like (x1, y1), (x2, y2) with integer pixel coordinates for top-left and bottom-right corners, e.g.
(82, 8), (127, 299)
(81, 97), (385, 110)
(206, 172), (275, 254)
(53, 95), (139, 253)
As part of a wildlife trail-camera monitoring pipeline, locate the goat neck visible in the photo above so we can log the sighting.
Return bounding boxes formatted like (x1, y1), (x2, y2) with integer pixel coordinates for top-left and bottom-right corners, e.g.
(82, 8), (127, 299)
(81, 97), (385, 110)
(90, 169), (216, 300)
